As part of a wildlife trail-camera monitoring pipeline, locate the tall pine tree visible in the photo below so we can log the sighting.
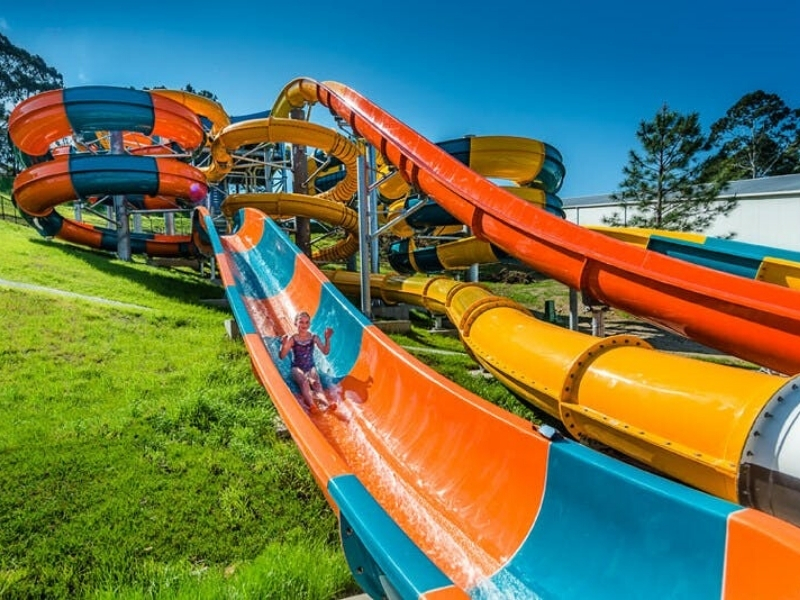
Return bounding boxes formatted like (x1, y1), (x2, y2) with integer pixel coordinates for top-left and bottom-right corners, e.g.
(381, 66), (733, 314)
(604, 105), (735, 232)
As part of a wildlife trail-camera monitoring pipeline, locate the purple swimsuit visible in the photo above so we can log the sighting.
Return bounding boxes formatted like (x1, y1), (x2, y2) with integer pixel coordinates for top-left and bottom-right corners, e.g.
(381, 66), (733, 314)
(291, 336), (316, 372)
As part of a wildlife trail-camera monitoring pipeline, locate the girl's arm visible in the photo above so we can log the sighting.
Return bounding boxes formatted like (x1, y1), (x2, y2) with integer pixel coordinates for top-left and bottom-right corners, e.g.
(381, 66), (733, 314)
(317, 328), (333, 355)
(279, 334), (294, 359)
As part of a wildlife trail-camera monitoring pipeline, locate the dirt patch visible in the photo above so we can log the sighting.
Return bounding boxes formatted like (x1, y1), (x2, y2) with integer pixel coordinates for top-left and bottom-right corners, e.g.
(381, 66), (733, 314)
(480, 266), (756, 368)
(590, 311), (718, 354)
(562, 307), (758, 368)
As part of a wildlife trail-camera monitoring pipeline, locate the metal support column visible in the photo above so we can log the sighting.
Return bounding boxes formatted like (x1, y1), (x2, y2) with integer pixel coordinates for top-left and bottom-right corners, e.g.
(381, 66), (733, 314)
(357, 153), (374, 319)
(591, 308), (607, 337)
(290, 108), (311, 256)
(569, 288), (580, 331)
(110, 131), (131, 261)
(465, 226), (480, 282)
(366, 145), (380, 274)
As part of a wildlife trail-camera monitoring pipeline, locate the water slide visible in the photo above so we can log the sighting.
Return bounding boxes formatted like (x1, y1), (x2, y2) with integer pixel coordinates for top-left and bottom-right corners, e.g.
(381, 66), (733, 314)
(308, 134), (567, 273)
(386, 173), (565, 274)
(10, 83), (800, 597)
(8, 86), (223, 257)
(589, 225), (800, 290)
(207, 116), (362, 262)
(201, 205), (800, 599)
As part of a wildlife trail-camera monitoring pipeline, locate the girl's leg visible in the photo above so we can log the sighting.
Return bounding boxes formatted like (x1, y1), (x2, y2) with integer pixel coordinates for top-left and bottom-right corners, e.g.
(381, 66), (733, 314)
(291, 367), (313, 409)
(308, 368), (329, 409)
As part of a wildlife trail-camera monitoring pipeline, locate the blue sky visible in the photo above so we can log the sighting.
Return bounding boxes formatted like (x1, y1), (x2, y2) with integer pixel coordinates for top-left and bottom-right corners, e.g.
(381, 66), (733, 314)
(2, 1), (799, 198)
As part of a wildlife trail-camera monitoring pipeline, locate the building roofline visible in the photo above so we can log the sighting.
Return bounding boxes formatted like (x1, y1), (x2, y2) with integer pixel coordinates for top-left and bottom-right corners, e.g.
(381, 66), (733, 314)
(562, 173), (800, 208)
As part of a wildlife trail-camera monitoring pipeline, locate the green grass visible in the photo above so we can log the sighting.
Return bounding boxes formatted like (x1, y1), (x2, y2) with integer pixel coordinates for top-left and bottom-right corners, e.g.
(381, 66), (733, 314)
(0, 219), (357, 599)
(385, 313), (544, 421)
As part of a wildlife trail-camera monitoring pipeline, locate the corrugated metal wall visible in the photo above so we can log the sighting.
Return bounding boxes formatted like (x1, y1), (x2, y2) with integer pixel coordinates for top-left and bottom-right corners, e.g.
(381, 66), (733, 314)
(565, 191), (800, 251)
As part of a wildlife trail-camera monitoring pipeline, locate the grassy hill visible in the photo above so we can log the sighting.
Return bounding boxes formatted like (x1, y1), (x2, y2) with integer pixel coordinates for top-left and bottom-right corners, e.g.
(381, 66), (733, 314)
(0, 218), (358, 599)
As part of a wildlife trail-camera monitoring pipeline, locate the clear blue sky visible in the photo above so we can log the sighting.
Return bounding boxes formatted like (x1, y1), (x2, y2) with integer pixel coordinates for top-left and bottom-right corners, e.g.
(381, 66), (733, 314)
(2, 1), (799, 198)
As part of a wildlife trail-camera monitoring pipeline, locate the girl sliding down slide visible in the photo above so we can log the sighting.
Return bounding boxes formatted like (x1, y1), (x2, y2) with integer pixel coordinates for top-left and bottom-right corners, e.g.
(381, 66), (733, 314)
(279, 311), (336, 412)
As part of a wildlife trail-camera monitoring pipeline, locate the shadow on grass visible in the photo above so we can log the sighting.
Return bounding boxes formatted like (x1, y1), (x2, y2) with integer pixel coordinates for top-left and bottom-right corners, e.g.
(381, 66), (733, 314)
(28, 238), (229, 311)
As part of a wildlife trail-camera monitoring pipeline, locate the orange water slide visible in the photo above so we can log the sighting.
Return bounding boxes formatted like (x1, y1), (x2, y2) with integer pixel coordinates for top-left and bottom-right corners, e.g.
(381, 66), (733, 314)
(271, 78), (800, 377)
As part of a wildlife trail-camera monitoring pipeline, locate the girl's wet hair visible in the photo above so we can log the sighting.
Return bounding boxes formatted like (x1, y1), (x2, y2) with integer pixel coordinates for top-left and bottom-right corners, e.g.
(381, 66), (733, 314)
(294, 311), (311, 324)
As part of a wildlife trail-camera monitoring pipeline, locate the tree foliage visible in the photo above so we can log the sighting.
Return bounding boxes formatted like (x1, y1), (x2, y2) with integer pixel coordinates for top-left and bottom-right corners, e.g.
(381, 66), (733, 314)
(703, 90), (800, 180)
(603, 105), (736, 232)
(181, 83), (218, 101)
(0, 33), (63, 174)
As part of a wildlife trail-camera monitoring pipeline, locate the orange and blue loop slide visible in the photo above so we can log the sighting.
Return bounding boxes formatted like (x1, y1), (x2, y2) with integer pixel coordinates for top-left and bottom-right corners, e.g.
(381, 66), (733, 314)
(198, 204), (800, 599)
(9, 86), (208, 257)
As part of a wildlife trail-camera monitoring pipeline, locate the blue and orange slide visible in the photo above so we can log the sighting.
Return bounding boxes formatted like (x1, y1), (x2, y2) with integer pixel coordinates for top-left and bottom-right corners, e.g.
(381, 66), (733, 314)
(8, 86), (215, 256)
(201, 205), (800, 598)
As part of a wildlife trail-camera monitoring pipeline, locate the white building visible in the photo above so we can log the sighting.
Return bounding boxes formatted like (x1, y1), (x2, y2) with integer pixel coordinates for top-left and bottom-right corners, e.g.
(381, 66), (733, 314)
(562, 173), (800, 251)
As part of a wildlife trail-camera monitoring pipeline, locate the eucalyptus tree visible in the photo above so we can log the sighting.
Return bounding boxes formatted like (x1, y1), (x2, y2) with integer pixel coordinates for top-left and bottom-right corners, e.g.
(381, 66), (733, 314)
(703, 90), (800, 180)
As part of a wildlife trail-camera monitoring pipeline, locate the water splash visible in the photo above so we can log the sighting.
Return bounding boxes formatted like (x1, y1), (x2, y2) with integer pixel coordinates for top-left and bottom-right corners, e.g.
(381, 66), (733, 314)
(316, 399), (535, 596)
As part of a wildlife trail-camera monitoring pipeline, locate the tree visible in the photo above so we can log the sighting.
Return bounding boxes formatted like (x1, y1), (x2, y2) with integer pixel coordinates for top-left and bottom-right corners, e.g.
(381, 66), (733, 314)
(603, 104), (735, 232)
(181, 83), (218, 102)
(0, 33), (63, 175)
(703, 90), (800, 180)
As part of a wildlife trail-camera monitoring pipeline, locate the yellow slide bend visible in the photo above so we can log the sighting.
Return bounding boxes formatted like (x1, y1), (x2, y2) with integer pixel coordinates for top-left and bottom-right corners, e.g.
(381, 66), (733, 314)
(325, 269), (789, 503)
(208, 116), (362, 261)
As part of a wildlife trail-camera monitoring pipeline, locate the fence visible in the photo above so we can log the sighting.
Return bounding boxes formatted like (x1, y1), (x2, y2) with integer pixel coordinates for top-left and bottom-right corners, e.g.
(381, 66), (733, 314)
(0, 193), (194, 236)
(0, 192), (25, 225)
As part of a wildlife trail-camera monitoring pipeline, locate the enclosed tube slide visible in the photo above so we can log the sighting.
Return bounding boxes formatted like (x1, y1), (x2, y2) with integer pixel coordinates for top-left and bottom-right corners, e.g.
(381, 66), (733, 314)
(590, 225), (800, 290)
(8, 86), (213, 256)
(200, 205), (800, 599)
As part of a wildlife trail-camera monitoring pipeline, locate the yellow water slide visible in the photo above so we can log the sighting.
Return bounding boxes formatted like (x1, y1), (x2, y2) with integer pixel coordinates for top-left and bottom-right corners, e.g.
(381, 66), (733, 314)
(208, 117), (362, 262)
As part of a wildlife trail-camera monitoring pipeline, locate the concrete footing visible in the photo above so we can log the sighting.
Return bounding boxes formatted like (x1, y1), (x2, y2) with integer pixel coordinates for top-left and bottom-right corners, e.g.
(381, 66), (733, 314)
(374, 319), (412, 334)
(224, 318), (241, 340)
(372, 303), (412, 333)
